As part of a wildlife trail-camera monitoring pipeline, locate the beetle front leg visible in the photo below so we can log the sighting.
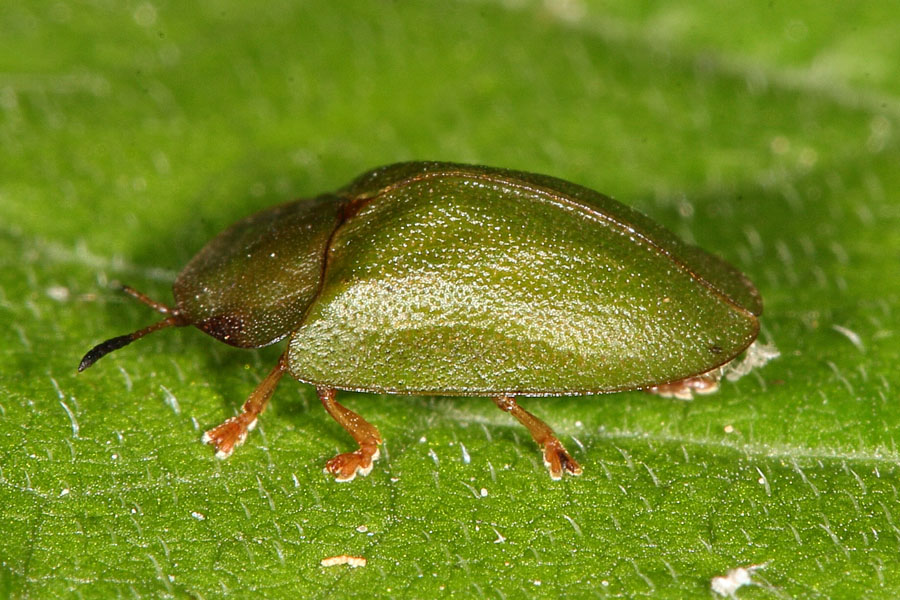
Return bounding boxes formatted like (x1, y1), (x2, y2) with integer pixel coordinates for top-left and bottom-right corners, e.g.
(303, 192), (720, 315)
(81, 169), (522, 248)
(202, 352), (289, 458)
(318, 386), (383, 482)
(492, 395), (582, 480)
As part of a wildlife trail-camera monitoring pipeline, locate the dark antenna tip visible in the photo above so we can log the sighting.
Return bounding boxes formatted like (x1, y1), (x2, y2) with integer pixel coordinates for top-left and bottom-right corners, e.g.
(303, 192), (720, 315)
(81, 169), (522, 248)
(77, 314), (184, 373)
(78, 334), (136, 372)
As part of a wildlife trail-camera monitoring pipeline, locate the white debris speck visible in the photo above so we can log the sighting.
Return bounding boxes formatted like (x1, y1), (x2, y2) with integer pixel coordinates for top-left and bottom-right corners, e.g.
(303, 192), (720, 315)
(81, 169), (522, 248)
(480, 488), (488, 497)
(111, 453), (118, 460)
(724, 342), (780, 382)
(191, 511), (206, 521)
(533, 580), (541, 586)
(59, 488), (70, 497)
(601, 580), (609, 587)
(321, 555), (366, 568)
(724, 425), (735, 434)
(711, 563), (767, 597)
(419, 436), (427, 443)
(356, 525), (368, 533)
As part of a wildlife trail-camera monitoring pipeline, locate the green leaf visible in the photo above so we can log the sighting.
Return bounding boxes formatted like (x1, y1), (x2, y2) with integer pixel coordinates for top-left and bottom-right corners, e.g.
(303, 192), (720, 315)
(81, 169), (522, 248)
(2, 2), (898, 597)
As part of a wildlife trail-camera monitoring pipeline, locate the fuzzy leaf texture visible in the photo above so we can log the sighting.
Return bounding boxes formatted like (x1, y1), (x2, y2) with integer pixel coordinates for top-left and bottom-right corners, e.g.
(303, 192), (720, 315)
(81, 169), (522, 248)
(1, 1), (898, 598)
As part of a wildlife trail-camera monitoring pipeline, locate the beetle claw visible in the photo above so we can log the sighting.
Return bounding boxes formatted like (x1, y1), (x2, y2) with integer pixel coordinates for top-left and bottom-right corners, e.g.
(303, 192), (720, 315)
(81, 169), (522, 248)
(325, 441), (380, 482)
(202, 414), (256, 459)
(543, 440), (583, 480)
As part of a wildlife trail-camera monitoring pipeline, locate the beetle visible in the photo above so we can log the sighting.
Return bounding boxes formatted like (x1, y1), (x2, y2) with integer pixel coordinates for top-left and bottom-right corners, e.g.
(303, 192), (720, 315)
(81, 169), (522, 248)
(79, 162), (764, 480)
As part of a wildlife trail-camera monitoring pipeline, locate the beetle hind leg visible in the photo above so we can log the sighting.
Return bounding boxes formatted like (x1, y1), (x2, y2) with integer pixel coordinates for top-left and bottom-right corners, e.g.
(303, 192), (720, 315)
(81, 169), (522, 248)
(202, 352), (288, 458)
(318, 386), (383, 482)
(492, 395), (582, 480)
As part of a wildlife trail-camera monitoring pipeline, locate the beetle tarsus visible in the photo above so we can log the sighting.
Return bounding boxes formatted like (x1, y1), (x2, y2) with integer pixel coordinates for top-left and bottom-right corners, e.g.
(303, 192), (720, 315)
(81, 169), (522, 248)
(543, 439), (583, 480)
(325, 443), (381, 482)
(202, 414), (256, 459)
(647, 373), (721, 400)
(319, 386), (383, 482)
(202, 353), (288, 459)
(492, 394), (581, 479)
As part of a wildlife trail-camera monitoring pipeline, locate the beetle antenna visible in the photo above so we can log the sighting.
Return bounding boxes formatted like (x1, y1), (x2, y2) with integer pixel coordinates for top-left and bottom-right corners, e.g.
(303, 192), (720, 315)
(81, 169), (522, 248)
(78, 315), (184, 372)
(121, 284), (177, 315)
(79, 285), (186, 372)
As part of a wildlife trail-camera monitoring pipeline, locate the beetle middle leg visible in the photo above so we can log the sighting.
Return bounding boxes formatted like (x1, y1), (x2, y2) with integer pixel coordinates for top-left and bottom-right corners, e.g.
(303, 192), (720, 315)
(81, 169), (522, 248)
(492, 395), (582, 480)
(202, 352), (289, 458)
(318, 386), (383, 482)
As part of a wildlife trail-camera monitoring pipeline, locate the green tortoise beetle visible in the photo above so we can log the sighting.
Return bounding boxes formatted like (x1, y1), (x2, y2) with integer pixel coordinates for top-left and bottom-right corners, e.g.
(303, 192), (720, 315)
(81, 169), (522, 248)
(79, 162), (768, 481)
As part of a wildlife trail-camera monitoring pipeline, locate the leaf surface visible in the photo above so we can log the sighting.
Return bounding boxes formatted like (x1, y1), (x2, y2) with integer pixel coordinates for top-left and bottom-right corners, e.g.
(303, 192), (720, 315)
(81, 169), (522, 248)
(1, 2), (898, 597)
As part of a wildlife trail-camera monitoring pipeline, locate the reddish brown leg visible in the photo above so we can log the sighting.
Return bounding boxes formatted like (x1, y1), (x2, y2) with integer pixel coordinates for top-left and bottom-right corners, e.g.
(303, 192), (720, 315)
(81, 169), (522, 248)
(202, 352), (289, 459)
(319, 386), (382, 482)
(493, 395), (582, 480)
(647, 373), (720, 400)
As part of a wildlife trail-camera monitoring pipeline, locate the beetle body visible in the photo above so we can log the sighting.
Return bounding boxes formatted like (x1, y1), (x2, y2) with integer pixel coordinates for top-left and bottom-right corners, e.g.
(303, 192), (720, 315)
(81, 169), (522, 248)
(81, 162), (765, 480)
